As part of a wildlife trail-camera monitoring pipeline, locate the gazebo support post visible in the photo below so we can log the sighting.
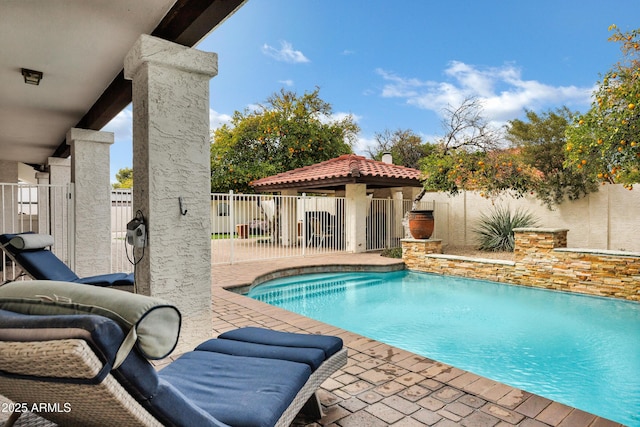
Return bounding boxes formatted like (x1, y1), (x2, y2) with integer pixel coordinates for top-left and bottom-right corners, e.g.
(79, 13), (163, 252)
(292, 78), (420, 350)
(345, 183), (367, 253)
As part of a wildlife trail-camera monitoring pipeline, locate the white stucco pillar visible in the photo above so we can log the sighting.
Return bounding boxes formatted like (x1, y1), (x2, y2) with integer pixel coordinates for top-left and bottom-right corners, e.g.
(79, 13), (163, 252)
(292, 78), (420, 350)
(46, 157), (71, 260)
(67, 129), (113, 278)
(280, 189), (298, 246)
(124, 35), (217, 352)
(0, 160), (18, 184)
(345, 184), (368, 253)
(391, 188), (404, 241)
(35, 172), (50, 234)
(35, 171), (49, 184)
(0, 160), (19, 232)
(47, 157), (71, 186)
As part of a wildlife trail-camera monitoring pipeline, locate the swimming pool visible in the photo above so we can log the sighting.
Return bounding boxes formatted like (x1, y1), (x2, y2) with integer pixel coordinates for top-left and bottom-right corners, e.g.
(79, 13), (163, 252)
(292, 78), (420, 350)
(247, 270), (640, 427)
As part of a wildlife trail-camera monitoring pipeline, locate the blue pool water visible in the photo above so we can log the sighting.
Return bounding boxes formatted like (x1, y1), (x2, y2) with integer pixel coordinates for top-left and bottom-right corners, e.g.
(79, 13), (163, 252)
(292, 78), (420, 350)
(247, 270), (640, 426)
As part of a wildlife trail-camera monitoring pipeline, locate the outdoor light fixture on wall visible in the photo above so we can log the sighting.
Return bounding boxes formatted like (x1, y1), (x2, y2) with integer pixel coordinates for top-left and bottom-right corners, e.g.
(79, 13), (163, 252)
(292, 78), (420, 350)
(21, 68), (43, 85)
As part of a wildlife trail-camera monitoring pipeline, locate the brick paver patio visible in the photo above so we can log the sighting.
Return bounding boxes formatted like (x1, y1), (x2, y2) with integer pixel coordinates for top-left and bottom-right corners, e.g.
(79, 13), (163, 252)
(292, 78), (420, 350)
(210, 252), (624, 427)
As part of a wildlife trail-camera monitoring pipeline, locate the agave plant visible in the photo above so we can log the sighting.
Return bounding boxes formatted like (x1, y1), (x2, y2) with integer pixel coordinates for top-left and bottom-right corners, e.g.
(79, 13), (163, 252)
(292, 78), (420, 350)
(473, 206), (539, 252)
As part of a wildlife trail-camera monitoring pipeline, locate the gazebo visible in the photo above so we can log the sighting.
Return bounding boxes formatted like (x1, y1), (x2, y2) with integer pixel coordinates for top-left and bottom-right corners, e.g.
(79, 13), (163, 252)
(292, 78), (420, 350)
(251, 154), (424, 252)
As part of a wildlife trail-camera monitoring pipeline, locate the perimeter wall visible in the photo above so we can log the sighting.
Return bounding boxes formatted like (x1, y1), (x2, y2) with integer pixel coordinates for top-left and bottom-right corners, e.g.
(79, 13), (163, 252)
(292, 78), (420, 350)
(425, 184), (640, 252)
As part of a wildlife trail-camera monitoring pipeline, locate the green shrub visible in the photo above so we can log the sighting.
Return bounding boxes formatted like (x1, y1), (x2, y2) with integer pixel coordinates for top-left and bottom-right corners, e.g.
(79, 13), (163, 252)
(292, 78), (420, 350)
(380, 247), (403, 258)
(473, 206), (539, 252)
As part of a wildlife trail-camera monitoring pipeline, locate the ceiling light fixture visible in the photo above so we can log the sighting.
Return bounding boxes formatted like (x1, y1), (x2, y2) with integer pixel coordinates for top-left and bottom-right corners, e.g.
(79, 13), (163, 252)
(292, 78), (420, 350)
(21, 68), (43, 85)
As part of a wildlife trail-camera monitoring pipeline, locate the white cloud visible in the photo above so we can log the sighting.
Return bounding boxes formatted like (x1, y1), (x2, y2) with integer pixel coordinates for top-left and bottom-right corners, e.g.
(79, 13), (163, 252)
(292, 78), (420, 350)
(210, 109), (232, 130)
(279, 79), (294, 87)
(353, 135), (377, 156)
(315, 111), (362, 128)
(377, 61), (593, 123)
(262, 41), (310, 64)
(332, 111), (362, 123)
(102, 107), (132, 139)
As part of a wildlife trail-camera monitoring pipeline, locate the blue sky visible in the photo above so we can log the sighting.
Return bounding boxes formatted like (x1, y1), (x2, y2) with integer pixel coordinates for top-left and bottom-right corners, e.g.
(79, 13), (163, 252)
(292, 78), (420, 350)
(104, 0), (640, 182)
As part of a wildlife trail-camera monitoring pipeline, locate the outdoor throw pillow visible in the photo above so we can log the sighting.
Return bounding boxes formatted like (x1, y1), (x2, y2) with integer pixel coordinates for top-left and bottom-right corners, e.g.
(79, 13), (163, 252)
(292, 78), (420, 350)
(8, 233), (54, 250)
(0, 280), (181, 368)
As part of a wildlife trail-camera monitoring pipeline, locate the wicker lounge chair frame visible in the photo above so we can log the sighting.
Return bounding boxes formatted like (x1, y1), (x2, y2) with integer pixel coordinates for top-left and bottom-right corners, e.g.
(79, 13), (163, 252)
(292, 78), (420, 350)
(0, 317), (347, 427)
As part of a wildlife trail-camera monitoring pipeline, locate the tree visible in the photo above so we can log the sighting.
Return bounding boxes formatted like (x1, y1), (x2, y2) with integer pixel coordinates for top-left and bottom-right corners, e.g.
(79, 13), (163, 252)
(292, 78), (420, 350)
(565, 25), (640, 189)
(419, 97), (524, 199)
(112, 167), (133, 189)
(211, 88), (359, 193)
(439, 97), (502, 153)
(366, 128), (436, 169)
(420, 99), (601, 208)
(506, 108), (598, 207)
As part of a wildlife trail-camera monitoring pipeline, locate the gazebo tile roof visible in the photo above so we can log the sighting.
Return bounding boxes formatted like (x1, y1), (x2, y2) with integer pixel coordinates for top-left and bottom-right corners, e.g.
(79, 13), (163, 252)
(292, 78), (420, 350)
(251, 154), (422, 190)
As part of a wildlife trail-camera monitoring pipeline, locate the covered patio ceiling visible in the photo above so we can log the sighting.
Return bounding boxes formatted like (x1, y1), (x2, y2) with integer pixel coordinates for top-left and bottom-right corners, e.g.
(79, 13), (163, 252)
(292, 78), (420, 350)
(0, 0), (246, 168)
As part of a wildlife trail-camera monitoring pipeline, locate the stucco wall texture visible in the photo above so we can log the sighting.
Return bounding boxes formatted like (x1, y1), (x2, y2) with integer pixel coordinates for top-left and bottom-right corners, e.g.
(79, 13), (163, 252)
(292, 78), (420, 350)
(426, 185), (640, 252)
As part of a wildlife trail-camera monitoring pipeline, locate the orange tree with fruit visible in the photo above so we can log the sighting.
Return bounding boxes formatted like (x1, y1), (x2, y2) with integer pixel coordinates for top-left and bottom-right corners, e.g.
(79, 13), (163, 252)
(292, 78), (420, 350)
(566, 25), (640, 189)
(420, 99), (589, 208)
(420, 147), (539, 200)
(211, 88), (358, 193)
(419, 97), (536, 200)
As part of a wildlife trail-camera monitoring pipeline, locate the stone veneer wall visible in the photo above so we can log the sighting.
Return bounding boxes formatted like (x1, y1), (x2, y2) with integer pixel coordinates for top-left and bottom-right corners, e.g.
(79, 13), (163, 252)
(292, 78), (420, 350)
(402, 228), (640, 301)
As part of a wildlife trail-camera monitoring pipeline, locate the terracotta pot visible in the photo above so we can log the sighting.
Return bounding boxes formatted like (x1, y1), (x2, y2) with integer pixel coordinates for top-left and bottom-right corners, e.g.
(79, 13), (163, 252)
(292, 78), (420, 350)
(408, 210), (434, 239)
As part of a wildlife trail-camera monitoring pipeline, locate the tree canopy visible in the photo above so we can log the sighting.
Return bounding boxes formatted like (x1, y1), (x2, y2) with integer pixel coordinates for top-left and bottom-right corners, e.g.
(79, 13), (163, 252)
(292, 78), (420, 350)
(565, 25), (640, 189)
(112, 167), (133, 189)
(210, 88), (359, 193)
(366, 128), (436, 169)
(507, 108), (598, 207)
(419, 97), (529, 199)
(419, 99), (596, 208)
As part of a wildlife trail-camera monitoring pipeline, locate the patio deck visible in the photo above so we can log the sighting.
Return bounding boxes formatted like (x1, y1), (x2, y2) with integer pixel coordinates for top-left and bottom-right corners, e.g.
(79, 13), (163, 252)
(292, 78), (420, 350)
(210, 253), (624, 427)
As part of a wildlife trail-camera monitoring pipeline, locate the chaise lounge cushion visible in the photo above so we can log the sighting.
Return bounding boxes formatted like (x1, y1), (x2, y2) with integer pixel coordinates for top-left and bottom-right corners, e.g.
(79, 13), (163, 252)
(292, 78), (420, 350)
(218, 326), (343, 360)
(8, 233), (54, 250)
(74, 272), (136, 287)
(195, 338), (327, 371)
(0, 280), (181, 364)
(159, 350), (312, 427)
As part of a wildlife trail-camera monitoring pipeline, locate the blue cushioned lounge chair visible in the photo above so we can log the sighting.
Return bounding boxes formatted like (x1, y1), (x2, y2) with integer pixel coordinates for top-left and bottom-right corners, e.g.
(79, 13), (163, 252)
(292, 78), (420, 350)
(0, 310), (347, 427)
(0, 233), (133, 290)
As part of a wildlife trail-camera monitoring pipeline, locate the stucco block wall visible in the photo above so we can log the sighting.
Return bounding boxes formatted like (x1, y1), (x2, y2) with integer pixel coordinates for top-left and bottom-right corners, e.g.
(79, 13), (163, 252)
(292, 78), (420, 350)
(402, 228), (640, 301)
(427, 185), (640, 252)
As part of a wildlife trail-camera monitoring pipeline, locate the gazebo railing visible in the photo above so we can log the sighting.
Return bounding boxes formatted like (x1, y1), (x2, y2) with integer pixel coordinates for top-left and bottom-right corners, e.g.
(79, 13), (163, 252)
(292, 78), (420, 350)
(211, 192), (349, 264)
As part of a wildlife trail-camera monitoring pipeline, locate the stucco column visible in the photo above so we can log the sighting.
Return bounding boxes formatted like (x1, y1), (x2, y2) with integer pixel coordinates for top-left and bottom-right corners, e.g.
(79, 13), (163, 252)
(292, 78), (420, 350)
(67, 129), (113, 278)
(124, 34), (217, 352)
(0, 160), (19, 232)
(280, 189), (298, 246)
(46, 157), (71, 261)
(391, 188), (404, 242)
(35, 172), (50, 234)
(47, 157), (71, 186)
(345, 184), (368, 253)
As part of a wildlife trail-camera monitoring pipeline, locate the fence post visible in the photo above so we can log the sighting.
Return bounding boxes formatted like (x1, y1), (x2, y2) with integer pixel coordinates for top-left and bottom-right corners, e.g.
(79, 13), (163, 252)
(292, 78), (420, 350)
(387, 197), (392, 249)
(301, 193), (306, 256)
(228, 190), (235, 264)
(67, 183), (75, 271)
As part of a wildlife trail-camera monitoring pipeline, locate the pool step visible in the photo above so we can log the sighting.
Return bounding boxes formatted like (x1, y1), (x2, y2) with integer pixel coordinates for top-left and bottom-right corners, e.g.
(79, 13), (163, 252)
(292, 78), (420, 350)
(250, 275), (384, 304)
